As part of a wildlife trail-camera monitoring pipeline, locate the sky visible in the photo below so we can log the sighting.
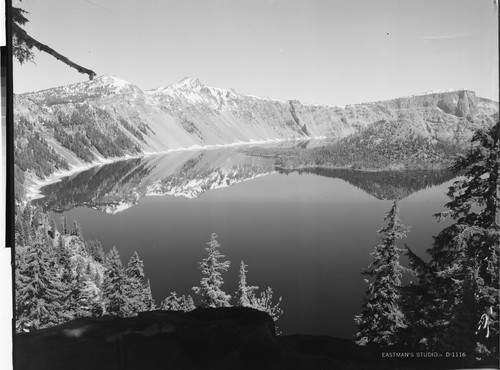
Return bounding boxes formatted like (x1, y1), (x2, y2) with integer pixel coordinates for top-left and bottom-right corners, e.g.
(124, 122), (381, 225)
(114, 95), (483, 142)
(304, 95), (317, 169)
(13, 0), (499, 106)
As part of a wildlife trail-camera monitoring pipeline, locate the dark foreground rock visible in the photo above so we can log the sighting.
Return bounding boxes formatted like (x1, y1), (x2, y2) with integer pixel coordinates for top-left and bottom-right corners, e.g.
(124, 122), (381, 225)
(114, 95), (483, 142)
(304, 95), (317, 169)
(14, 307), (481, 370)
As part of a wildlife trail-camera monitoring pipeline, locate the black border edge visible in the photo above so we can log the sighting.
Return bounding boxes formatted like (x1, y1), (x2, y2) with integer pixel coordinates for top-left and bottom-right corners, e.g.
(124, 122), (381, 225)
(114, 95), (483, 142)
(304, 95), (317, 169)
(3, 1), (13, 250)
(4, 1), (15, 369)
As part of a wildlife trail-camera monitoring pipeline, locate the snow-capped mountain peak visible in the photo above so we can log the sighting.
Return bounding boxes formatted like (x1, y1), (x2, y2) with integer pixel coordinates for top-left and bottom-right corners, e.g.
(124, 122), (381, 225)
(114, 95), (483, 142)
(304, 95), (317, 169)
(93, 74), (132, 89)
(146, 77), (241, 108)
(147, 77), (205, 94)
(176, 77), (204, 90)
(85, 74), (143, 96)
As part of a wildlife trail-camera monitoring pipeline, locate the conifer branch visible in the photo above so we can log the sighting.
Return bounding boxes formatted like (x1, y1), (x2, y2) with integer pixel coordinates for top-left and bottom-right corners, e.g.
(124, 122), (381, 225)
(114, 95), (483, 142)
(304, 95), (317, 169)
(12, 23), (97, 80)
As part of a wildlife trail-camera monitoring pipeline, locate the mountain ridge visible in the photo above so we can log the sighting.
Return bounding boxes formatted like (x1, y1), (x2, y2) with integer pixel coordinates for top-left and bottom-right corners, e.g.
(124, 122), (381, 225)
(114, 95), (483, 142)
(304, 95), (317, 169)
(19, 74), (499, 110)
(14, 75), (499, 200)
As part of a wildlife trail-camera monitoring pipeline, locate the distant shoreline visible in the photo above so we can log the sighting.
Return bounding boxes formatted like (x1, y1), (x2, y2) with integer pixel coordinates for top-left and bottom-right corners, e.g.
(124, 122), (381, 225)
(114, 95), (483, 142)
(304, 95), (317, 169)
(274, 163), (449, 173)
(24, 137), (298, 201)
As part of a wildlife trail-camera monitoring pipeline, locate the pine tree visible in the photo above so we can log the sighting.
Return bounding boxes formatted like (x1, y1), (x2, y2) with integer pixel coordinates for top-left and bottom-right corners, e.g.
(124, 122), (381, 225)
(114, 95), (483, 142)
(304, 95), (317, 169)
(354, 200), (410, 346)
(58, 242), (74, 286)
(160, 292), (195, 312)
(65, 268), (94, 318)
(423, 122), (499, 359)
(70, 220), (82, 237)
(87, 239), (105, 263)
(22, 205), (34, 245)
(48, 218), (58, 239)
(14, 212), (26, 246)
(56, 243), (93, 319)
(125, 251), (150, 314)
(14, 245), (30, 331)
(22, 204), (33, 225)
(15, 235), (70, 331)
(192, 233), (231, 308)
(126, 251), (145, 280)
(400, 245), (443, 350)
(102, 247), (131, 317)
(183, 295), (196, 312)
(235, 260), (259, 308)
(61, 216), (68, 235)
(142, 280), (156, 311)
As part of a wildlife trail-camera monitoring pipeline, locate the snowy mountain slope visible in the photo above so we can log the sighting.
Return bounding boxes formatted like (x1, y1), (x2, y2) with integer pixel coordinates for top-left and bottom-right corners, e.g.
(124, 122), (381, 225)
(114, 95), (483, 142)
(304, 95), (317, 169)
(14, 74), (498, 189)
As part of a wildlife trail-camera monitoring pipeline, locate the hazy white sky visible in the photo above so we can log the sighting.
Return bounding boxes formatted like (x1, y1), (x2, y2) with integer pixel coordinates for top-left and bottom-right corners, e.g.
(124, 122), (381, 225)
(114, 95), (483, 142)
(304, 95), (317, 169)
(13, 0), (499, 106)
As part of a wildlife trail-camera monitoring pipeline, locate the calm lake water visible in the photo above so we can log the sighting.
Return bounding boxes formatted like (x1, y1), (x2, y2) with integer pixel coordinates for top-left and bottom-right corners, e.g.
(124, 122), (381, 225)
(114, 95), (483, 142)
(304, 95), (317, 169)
(36, 147), (455, 339)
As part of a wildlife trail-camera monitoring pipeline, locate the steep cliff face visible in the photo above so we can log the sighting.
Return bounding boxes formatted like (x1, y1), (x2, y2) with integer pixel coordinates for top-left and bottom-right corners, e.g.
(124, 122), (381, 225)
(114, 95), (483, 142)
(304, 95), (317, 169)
(14, 75), (498, 186)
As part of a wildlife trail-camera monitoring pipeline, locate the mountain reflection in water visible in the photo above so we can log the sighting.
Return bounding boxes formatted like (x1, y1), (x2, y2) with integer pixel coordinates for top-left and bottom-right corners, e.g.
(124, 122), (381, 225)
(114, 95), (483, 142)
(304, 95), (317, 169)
(278, 167), (456, 201)
(34, 147), (455, 213)
(34, 147), (274, 213)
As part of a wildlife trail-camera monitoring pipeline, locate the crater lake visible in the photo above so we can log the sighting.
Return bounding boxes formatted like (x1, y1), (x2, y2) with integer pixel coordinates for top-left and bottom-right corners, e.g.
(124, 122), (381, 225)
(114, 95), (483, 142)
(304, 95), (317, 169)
(34, 146), (456, 339)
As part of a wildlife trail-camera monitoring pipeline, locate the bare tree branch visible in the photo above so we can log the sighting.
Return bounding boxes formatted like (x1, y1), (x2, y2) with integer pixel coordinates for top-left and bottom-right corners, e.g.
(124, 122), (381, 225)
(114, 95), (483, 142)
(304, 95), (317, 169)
(12, 23), (96, 80)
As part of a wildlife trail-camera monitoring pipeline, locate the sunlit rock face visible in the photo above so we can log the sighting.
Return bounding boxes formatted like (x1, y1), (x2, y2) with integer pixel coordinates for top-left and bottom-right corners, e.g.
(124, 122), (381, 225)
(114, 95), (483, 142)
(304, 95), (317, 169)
(14, 75), (498, 186)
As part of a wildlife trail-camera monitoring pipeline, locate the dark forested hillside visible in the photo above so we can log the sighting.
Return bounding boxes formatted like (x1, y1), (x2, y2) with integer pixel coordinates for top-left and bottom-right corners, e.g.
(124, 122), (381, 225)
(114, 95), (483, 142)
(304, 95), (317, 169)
(265, 119), (467, 170)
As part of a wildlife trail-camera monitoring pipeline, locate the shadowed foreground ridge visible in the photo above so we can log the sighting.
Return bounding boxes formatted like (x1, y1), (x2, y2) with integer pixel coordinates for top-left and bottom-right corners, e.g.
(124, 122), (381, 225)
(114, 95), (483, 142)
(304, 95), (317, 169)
(14, 307), (477, 370)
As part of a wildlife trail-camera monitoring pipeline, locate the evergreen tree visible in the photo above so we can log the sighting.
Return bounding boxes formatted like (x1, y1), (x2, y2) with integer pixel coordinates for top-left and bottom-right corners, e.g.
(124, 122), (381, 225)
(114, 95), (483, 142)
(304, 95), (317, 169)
(14, 246), (30, 331)
(22, 205), (34, 245)
(235, 261), (259, 308)
(192, 233), (231, 308)
(48, 218), (58, 239)
(61, 216), (68, 236)
(160, 292), (195, 312)
(22, 204), (33, 225)
(31, 206), (47, 232)
(70, 220), (82, 237)
(58, 243), (74, 286)
(125, 251), (150, 314)
(15, 235), (70, 331)
(421, 122), (499, 359)
(65, 268), (94, 318)
(14, 212), (26, 246)
(126, 251), (145, 280)
(56, 233), (63, 249)
(400, 245), (443, 350)
(102, 247), (131, 317)
(354, 200), (410, 346)
(142, 280), (157, 311)
(87, 239), (105, 263)
(183, 295), (196, 312)
(57, 244), (93, 319)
